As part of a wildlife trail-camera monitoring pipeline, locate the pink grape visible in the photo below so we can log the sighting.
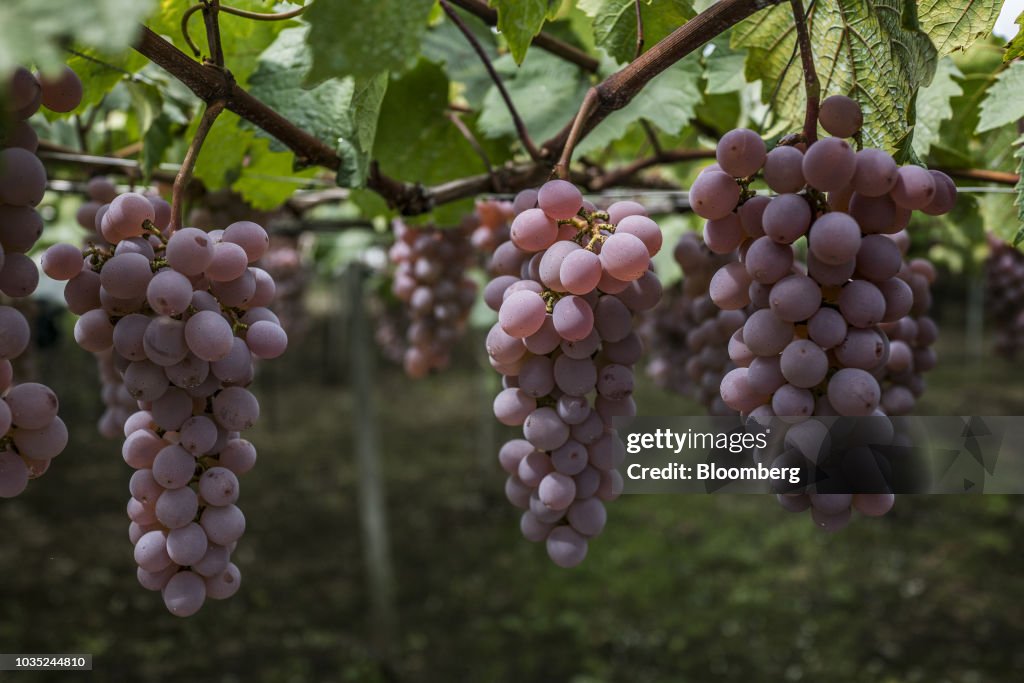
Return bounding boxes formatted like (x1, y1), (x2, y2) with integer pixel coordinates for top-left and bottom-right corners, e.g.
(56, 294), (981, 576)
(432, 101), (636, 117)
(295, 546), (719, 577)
(537, 179), (583, 220)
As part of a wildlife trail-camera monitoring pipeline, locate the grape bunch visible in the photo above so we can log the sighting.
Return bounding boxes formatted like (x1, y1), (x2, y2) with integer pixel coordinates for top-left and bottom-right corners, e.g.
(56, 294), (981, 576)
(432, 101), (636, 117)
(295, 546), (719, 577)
(486, 180), (662, 567)
(985, 235), (1024, 358)
(692, 96), (953, 530)
(43, 201), (287, 616)
(387, 220), (478, 378)
(643, 232), (745, 414)
(0, 65), (83, 497)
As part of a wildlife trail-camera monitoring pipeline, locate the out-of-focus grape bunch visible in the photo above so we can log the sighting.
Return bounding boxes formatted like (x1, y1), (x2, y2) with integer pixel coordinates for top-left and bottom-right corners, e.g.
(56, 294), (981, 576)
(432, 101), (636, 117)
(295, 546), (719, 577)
(470, 197), (514, 255)
(485, 181), (662, 567)
(382, 219), (478, 378)
(985, 235), (1024, 358)
(642, 232), (744, 414)
(692, 96), (952, 531)
(0, 64), (82, 497)
(44, 194), (287, 616)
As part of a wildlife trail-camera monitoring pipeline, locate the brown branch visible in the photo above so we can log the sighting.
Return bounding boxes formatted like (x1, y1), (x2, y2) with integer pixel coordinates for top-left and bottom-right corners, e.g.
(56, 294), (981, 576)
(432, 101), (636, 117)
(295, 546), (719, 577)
(554, 88), (599, 180)
(937, 168), (1020, 186)
(441, 0), (540, 161)
(634, 0), (645, 59)
(172, 100), (225, 230)
(202, 1), (225, 68)
(591, 148), (716, 190)
(447, 0), (600, 73)
(542, 0), (784, 159)
(790, 0), (819, 143)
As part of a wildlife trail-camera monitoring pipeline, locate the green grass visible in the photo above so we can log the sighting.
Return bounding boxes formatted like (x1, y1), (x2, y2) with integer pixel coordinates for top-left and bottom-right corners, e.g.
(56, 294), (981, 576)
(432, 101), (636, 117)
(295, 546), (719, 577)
(0, 316), (1021, 682)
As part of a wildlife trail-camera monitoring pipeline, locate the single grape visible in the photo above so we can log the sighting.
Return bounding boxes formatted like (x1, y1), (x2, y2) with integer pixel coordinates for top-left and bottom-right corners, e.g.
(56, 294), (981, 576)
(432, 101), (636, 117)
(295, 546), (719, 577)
(716, 128), (766, 177)
(818, 95), (863, 137)
(689, 170), (740, 220)
(537, 179), (583, 220)
(763, 146), (805, 193)
(802, 137), (856, 192)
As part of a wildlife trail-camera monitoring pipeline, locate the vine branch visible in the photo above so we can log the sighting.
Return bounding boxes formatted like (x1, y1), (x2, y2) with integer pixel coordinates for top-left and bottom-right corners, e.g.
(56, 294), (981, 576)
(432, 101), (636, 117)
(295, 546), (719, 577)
(440, 0), (541, 161)
(790, 0), (819, 143)
(634, 0), (645, 59)
(135, 0), (780, 215)
(447, 0), (600, 73)
(446, 111), (498, 190)
(591, 148), (716, 190)
(171, 100), (226, 231)
(554, 88), (599, 180)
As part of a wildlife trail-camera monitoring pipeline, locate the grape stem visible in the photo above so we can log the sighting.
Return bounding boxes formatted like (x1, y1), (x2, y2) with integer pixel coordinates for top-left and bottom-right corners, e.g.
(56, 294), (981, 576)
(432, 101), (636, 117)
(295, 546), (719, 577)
(182, 2), (305, 59)
(171, 99), (226, 232)
(634, 0), (645, 59)
(790, 0), (820, 144)
(554, 87), (599, 180)
(440, 0), (541, 162)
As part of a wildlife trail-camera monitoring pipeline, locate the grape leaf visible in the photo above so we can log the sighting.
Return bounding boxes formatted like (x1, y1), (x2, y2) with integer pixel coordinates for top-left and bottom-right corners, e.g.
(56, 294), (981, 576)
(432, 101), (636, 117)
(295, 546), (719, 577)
(142, 112), (175, 181)
(305, 0), (433, 83)
(421, 11), (498, 108)
(191, 111), (250, 189)
(577, 55), (702, 156)
(912, 57), (963, 158)
(478, 51), (588, 144)
(146, 0), (293, 86)
(233, 137), (318, 210)
(1004, 11), (1024, 62)
(489, 0), (555, 64)
(733, 0), (937, 161)
(590, 0), (695, 64)
(0, 0), (157, 76)
(704, 37), (747, 95)
(917, 0), (1000, 56)
(372, 60), (482, 186)
(976, 61), (1024, 133)
(62, 49), (148, 116)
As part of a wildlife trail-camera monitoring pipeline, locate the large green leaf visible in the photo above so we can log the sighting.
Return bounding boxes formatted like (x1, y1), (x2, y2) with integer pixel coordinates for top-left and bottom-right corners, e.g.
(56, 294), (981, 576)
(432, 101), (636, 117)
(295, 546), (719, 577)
(305, 0), (433, 83)
(233, 137), (318, 210)
(732, 0), (938, 160)
(1005, 11), (1024, 62)
(704, 37), (747, 95)
(477, 51), (588, 144)
(489, 0), (555, 64)
(421, 11), (498, 108)
(191, 110), (250, 189)
(912, 57), (962, 158)
(372, 60), (481, 186)
(0, 0), (156, 76)
(917, 0), (1000, 56)
(590, 0), (694, 64)
(577, 55), (702, 155)
(976, 61), (1024, 133)
(147, 0), (293, 86)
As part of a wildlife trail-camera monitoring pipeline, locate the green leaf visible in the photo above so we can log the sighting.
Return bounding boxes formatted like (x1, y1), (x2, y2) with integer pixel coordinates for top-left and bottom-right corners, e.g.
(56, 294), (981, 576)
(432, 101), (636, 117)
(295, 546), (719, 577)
(232, 137), (318, 211)
(591, 0), (694, 64)
(917, 0), (1000, 57)
(489, 0), (554, 64)
(373, 60), (481, 185)
(704, 37), (747, 95)
(147, 0), (293, 86)
(0, 0), (157, 77)
(191, 111), (250, 190)
(422, 11), (498, 108)
(733, 0), (938, 160)
(126, 81), (162, 141)
(247, 28), (387, 188)
(478, 51), (588, 144)
(977, 61), (1024, 133)
(577, 55), (702, 155)
(912, 57), (963, 158)
(305, 0), (434, 83)
(141, 112), (175, 181)
(1004, 11), (1024, 62)
(62, 48), (148, 116)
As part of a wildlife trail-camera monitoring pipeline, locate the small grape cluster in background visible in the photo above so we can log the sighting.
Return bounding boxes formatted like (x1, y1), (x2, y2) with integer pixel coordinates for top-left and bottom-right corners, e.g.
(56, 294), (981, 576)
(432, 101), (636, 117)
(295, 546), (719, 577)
(642, 232), (744, 415)
(44, 194), (287, 615)
(691, 96), (952, 531)
(985, 234), (1024, 358)
(0, 65), (82, 497)
(485, 180), (662, 567)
